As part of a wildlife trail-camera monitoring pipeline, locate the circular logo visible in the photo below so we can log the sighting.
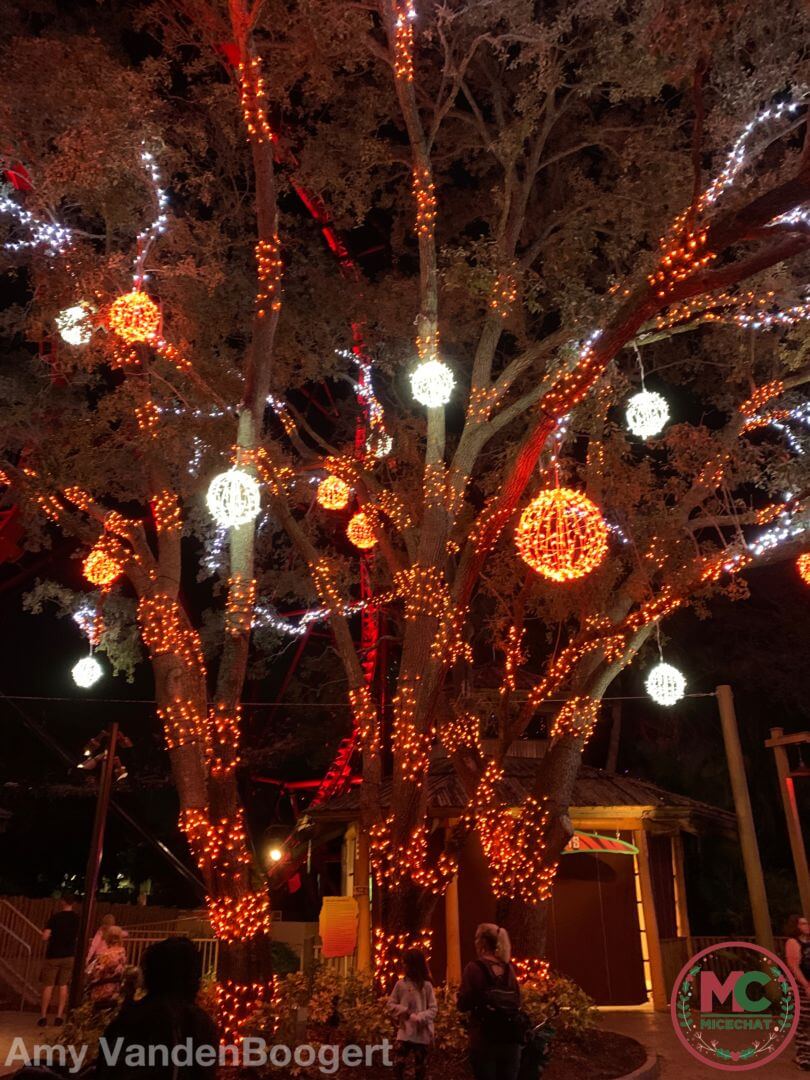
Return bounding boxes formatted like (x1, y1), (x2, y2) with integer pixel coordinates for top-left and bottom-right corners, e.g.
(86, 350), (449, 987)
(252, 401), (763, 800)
(671, 941), (800, 1071)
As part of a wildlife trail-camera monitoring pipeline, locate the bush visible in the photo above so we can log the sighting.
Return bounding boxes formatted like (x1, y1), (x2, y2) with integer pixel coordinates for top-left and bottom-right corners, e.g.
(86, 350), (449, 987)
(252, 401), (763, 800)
(242, 965), (594, 1077)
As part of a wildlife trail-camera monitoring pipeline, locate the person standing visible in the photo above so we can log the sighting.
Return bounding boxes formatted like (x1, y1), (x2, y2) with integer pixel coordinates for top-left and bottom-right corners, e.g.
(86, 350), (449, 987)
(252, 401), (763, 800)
(388, 949), (437, 1080)
(86, 926), (128, 1009)
(785, 914), (810, 1071)
(458, 924), (524, 1080)
(87, 914), (117, 965)
(38, 894), (80, 1027)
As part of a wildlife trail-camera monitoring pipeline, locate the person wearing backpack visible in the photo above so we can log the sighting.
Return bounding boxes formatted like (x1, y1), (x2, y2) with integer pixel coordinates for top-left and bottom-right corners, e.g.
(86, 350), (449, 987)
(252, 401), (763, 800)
(457, 924), (525, 1080)
(388, 948), (438, 1080)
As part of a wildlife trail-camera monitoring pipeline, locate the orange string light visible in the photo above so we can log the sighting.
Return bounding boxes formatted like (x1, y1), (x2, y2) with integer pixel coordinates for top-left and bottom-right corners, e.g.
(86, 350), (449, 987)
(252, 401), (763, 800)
(255, 236), (282, 319)
(107, 290), (161, 343)
(346, 510), (377, 550)
(151, 490), (182, 534)
(83, 537), (125, 588)
(317, 474), (351, 510)
(225, 575), (256, 637)
(798, 552), (810, 585)
(515, 488), (609, 582)
(238, 57), (274, 145)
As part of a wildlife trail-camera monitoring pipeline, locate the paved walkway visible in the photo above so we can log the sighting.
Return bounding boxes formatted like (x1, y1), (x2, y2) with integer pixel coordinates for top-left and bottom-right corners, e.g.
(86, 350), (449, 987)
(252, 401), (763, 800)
(0, 1012), (44, 1076)
(0, 1009), (805, 1077)
(600, 1008), (803, 1078)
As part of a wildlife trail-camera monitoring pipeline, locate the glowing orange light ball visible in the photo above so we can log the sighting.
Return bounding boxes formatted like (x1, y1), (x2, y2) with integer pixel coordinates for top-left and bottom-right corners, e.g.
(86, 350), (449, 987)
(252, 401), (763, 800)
(317, 475), (351, 511)
(83, 542), (123, 588)
(107, 291), (161, 343)
(515, 487), (608, 582)
(346, 511), (376, 550)
(798, 552), (810, 585)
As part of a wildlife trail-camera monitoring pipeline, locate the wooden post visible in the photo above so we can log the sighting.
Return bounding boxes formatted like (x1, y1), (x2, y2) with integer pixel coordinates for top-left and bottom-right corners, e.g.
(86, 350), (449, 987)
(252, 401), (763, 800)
(716, 685), (774, 951)
(768, 727), (810, 916)
(445, 820), (462, 985)
(633, 828), (667, 1011)
(353, 824), (372, 972)
(671, 832), (693, 952)
(69, 722), (119, 1011)
(606, 700), (622, 773)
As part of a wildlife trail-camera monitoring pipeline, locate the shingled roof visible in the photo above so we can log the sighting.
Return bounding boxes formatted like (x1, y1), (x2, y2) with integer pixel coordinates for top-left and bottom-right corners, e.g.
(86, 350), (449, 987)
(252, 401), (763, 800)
(313, 755), (736, 831)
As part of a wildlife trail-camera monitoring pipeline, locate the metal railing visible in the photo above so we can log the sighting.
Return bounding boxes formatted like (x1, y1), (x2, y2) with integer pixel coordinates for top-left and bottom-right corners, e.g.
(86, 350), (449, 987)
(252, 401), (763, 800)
(0, 903), (39, 1011)
(661, 936), (788, 997)
(123, 934), (219, 977)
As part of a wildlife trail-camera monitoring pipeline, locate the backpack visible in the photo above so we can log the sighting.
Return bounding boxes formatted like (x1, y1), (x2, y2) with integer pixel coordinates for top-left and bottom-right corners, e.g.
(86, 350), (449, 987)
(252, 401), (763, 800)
(473, 960), (530, 1044)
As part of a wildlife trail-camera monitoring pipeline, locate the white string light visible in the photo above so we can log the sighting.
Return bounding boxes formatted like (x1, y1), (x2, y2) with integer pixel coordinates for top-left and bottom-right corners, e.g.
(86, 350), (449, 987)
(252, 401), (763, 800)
(0, 190), (73, 254)
(626, 390), (669, 438)
(645, 660), (686, 706)
(72, 655), (103, 688)
(133, 147), (169, 287)
(56, 303), (94, 346)
(410, 358), (454, 407)
(206, 468), (261, 528)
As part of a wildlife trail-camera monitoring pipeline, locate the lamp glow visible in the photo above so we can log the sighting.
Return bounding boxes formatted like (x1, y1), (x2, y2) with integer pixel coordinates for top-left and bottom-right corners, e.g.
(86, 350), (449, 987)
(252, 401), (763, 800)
(72, 656), (103, 688)
(206, 469), (261, 528)
(645, 661), (686, 706)
(410, 359), (454, 408)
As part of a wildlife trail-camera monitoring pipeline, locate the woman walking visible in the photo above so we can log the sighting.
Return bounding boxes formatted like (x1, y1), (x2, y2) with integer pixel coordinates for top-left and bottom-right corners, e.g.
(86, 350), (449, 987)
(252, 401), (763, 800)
(785, 914), (810, 1071)
(388, 949), (437, 1080)
(458, 924), (524, 1080)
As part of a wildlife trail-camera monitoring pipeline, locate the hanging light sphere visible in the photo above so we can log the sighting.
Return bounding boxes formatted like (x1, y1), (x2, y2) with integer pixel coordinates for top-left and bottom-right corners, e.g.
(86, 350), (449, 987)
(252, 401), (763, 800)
(410, 358), (455, 408)
(107, 290), (161, 344)
(797, 552), (810, 585)
(366, 428), (393, 459)
(515, 488), (609, 582)
(625, 389), (669, 439)
(56, 303), (93, 347)
(317, 475), (351, 511)
(72, 656), (103, 689)
(346, 510), (377, 550)
(83, 542), (123, 588)
(206, 468), (262, 528)
(645, 661), (686, 707)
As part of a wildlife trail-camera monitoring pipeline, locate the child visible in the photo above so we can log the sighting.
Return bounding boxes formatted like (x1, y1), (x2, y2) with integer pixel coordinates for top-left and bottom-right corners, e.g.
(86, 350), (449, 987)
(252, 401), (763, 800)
(86, 926), (128, 1009)
(388, 949), (437, 1080)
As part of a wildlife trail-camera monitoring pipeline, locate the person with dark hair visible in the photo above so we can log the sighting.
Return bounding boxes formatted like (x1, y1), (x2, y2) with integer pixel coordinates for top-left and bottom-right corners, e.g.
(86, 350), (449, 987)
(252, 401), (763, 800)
(38, 894), (79, 1027)
(785, 914), (810, 1070)
(388, 949), (437, 1080)
(96, 937), (218, 1079)
(458, 924), (524, 1080)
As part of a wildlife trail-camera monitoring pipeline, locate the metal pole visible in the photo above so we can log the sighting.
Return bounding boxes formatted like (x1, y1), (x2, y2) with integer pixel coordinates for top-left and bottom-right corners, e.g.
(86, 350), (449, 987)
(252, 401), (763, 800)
(767, 727), (810, 915)
(69, 721), (119, 1010)
(715, 685), (774, 950)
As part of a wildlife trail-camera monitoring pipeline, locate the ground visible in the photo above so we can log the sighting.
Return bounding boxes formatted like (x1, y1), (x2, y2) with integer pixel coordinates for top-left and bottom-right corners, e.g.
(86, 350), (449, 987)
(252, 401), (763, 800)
(0, 1009), (804, 1077)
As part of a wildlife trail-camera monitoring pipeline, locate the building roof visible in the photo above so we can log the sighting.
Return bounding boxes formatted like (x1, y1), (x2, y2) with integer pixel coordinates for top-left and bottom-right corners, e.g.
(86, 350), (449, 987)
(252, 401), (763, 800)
(312, 755), (736, 833)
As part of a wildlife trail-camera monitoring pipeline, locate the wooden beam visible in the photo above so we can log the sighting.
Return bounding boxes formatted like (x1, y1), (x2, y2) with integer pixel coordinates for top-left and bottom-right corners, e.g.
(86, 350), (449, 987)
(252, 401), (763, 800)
(671, 833), (693, 953)
(769, 727), (810, 916)
(716, 685), (774, 951)
(633, 828), (667, 1011)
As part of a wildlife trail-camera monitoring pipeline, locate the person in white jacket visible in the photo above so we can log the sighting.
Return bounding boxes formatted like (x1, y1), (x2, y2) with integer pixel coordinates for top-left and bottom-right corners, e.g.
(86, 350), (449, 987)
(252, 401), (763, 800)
(388, 949), (438, 1080)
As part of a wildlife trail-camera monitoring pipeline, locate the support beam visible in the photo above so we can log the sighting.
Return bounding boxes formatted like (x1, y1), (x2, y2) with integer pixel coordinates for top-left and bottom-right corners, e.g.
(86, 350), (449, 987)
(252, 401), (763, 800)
(445, 821), (462, 985)
(353, 825), (372, 972)
(633, 828), (667, 1011)
(671, 833), (693, 953)
(716, 685), (774, 951)
(768, 727), (810, 916)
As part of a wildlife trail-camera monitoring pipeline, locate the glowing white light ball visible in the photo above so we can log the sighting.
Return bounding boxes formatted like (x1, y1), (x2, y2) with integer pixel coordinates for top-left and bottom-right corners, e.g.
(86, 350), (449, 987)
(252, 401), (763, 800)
(268, 847), (283, 864)
(72, 656), (103, 688)
(645, 661), (686, 706)
(206, 468), (261, 528)
(56, 304), (93, 347)
(626, 390), (669, 439)
(410, 359), (455, 408)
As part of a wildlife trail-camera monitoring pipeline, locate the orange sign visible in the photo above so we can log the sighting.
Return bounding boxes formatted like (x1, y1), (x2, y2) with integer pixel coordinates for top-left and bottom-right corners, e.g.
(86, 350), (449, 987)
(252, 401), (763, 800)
(319, 896), (358, 958)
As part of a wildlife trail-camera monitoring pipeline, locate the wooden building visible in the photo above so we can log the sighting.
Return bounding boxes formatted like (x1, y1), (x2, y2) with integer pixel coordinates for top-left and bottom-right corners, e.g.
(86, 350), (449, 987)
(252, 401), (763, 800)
(313, 743), (737, 1010)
